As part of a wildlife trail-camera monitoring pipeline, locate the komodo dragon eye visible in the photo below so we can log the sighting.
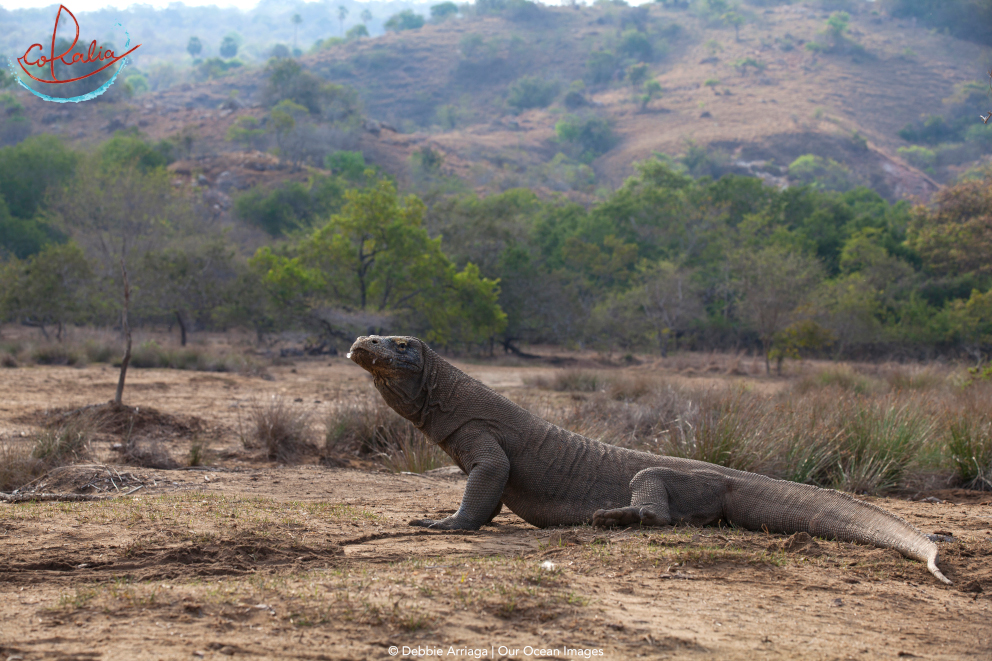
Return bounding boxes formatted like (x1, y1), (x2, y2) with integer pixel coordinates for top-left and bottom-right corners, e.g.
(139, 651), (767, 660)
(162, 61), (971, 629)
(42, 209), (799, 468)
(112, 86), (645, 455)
(396, 341), (408, 350)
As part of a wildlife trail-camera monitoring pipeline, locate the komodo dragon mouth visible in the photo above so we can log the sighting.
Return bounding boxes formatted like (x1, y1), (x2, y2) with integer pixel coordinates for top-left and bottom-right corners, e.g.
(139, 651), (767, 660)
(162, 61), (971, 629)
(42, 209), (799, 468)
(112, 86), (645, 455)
(347, 335), (423, 376)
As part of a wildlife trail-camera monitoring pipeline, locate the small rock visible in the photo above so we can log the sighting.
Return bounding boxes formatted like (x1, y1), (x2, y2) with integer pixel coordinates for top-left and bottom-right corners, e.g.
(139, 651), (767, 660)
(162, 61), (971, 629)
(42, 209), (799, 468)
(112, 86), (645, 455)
(921, 496), (943, 504)
(540, 560), (557, 571)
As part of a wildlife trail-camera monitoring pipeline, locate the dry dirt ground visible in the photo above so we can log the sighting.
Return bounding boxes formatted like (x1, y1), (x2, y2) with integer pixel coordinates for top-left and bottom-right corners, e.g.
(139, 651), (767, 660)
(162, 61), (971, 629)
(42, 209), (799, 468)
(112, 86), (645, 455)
(1, 354), (991, 660)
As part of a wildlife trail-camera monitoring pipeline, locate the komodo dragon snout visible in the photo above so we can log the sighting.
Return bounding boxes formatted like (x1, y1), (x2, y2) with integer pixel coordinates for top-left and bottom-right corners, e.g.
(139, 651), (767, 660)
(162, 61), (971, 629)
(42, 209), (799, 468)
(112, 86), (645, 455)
(348, 335), (424, 376)
(347, 334), (954, 585)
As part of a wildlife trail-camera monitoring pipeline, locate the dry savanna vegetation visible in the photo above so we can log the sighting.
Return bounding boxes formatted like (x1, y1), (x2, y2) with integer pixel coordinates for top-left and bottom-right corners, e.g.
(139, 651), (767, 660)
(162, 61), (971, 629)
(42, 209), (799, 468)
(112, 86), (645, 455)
(1, 332), (991, 659)
(2, 0), (992, 657)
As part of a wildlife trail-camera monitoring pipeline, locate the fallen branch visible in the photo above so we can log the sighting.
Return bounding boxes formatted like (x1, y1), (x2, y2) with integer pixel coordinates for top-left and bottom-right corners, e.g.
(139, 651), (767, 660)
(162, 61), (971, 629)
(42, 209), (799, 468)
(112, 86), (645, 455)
(1, 485), (144, 504)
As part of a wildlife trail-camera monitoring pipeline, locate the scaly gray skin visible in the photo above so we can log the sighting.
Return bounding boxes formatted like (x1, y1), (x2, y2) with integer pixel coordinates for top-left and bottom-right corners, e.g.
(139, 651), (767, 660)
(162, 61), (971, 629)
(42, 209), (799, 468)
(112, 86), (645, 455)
(348, 335), (953, 585)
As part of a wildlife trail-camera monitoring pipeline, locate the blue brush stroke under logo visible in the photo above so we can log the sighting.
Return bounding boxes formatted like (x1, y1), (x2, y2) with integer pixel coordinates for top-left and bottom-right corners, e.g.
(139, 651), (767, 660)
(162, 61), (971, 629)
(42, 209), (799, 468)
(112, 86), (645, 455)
(6, 22), (132, 104)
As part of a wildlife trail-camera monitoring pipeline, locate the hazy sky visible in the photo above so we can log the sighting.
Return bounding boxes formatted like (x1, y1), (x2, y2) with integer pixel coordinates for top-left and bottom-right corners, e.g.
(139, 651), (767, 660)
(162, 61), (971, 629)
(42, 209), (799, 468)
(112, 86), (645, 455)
(0, 0), (586, 11)
(0, 0), (266, 9)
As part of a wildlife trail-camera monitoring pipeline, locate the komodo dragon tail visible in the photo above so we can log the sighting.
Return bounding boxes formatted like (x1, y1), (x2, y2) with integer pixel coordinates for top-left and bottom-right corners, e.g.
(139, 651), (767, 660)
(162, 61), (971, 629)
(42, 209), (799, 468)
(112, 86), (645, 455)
(728, 476), (952, 585)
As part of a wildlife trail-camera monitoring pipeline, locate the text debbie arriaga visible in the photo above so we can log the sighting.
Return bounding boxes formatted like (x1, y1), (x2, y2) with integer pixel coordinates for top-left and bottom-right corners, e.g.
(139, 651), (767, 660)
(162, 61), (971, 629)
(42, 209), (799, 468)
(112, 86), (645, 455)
(399, 646), (605, 658)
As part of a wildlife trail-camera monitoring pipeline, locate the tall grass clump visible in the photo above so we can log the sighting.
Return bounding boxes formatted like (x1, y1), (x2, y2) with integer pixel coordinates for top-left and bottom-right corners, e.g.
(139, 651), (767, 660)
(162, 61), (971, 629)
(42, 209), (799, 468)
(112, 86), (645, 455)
(831, 397), (935, 493)
(795, 365), (883, 395)
(241, 396), (315, 463)
(0, 444), (45, 492)
(129, 340), (269, 377)
(944, 387), (992, 490)
(525, 369), (607, 393)
(31, 417), (94, 466)
(526, 369), (955, 494)
(324, 395), (450, 472)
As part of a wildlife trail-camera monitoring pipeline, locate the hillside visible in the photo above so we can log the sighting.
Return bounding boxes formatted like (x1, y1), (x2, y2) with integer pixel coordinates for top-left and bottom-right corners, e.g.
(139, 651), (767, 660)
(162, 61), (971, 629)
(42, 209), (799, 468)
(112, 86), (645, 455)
(6, 2), (991, 203)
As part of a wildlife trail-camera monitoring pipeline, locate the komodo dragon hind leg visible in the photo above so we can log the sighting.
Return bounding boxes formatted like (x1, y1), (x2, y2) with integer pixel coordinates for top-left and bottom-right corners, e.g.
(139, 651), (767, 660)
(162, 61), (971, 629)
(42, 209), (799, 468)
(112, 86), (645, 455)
(593, 467), (726, 528)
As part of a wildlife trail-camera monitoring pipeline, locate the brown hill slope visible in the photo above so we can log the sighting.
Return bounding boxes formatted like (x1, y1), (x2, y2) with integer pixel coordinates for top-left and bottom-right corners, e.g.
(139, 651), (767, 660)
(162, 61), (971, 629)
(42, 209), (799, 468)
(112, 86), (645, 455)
(11, 2), (990, 201)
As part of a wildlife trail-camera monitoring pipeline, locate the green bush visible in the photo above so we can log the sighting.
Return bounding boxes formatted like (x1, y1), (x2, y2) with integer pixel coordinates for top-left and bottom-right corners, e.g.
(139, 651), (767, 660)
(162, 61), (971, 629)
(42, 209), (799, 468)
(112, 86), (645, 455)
(506, 76), (561, 111)
(897, 145), (937, 171)
(618, 30), (653, 62)
(234, 176), (346, 236)
(325, 151), (367, 181)
(385, 9), (425, 31)
(787, 154), (856, 192)
(555, 116), (616, 160)
(586, 50), (617, 85)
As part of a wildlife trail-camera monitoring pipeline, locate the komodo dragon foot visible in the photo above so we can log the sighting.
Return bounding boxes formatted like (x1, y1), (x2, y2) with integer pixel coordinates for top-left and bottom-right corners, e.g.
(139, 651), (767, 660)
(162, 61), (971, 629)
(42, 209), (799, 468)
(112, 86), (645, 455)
(409, 517), (481, 530)
(593, 506), (668, 528)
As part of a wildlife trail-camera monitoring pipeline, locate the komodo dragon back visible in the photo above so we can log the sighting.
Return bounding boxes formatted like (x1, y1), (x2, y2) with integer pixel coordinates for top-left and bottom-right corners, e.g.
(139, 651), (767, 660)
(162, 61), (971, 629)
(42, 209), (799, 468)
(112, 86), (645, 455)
(348, 335), (953, 585)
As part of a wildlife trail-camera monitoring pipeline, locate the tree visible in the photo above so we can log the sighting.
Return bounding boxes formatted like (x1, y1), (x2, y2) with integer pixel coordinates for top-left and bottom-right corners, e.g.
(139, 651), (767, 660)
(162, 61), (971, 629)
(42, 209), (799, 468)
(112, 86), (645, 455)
(640, 79), (662, 111)
(186, 36), (202, 58)
(431, 2), (459, 21)
(722, 11), (744, 42)
(337, 6), (349, 36)
(220, 34), (239, 58)
(733, 246), (824, 374)
(385, 10), (425, 32)
(255, 174), (505, 345)
(907, 179), (992, 279)
(637, 262), (703, 355)
(346, 24), (369, 39)
(360, 8), (373, 24)
(0, 243), (93, 340)
(136, 241), (236, 346)
(0, 134), (79, 220)
(292, 13), (303, 50)
(626, 63), (648, 91)
(825, 11), (849, 42)
(53, 160), (198, 404)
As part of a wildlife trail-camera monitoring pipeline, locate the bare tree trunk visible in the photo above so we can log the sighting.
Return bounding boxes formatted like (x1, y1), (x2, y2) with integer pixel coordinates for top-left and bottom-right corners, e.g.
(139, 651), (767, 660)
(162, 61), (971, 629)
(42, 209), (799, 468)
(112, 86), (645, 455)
(175, 310), (188, 347)
(114, 259), (132, 406)
(763, 338), (771, 375)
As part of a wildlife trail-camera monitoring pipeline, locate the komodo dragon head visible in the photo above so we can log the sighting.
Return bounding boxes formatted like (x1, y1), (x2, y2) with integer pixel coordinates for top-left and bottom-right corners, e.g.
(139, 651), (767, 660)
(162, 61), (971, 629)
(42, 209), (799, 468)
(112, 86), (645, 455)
(348, 335), (430, 418)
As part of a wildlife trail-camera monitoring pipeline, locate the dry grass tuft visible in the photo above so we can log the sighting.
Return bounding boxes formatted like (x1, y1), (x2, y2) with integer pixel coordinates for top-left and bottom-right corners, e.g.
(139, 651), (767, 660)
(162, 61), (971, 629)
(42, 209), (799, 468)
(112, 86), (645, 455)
(523, 365), (989, 494)
(31, 417), (94, 467)
(324, 395), (450, 473)
(241, 396), (316, 464)
(0, 443), (45, 492)
(117, 438), (179, 469)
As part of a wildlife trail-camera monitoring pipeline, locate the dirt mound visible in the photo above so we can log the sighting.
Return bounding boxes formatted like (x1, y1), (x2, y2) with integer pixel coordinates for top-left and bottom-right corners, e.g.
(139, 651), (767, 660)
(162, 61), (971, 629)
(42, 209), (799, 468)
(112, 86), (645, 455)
(33, 402), (205, 441)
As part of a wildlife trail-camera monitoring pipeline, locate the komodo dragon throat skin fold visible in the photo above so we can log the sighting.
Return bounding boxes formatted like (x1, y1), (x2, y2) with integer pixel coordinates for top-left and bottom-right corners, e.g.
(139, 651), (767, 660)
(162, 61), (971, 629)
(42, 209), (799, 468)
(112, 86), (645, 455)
(348, 335), (953, 585)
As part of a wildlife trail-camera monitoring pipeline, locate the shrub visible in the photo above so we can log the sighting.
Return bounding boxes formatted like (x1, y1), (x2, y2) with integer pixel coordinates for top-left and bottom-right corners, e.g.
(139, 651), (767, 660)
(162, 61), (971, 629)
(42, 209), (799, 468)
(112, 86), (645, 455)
(586, 50), (617, 85)
(241, 396), (315, 463)
(385, 10), (425, 31)
(897, 145), (937, 171)
(555, 116), (616, 160)
(0, 444), (44, 492)
(618, 30), (653, 62)
(787, 154), (856, 192)
(524, 369), (606, 392)
(832, 398), (934, 493)
(31, 417), (94, 467)
(507, 76), (561, 112)
(324, 396), (450, 472)
(325, 151), (367, 181)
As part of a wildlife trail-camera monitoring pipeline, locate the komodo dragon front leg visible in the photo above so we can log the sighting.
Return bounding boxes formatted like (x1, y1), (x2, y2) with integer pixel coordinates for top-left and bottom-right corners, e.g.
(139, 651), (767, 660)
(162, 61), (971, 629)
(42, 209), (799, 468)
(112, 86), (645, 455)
(410, 425), (510, 531)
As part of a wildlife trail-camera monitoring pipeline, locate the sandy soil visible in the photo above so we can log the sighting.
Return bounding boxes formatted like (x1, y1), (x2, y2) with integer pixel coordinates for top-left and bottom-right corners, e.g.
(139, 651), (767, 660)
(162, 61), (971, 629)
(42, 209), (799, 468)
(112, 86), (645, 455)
(1, 357), (991, 660)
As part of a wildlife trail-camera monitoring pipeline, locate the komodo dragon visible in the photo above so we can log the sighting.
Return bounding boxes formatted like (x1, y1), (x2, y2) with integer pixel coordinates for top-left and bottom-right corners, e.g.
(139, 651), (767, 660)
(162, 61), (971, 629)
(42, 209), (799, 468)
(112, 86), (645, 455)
(348, 335), (952, 584)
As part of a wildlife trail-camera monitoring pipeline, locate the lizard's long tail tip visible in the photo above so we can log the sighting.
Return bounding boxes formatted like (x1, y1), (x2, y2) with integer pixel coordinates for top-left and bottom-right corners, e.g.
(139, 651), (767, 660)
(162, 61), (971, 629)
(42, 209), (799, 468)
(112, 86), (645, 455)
(928, 552), (952, 585)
